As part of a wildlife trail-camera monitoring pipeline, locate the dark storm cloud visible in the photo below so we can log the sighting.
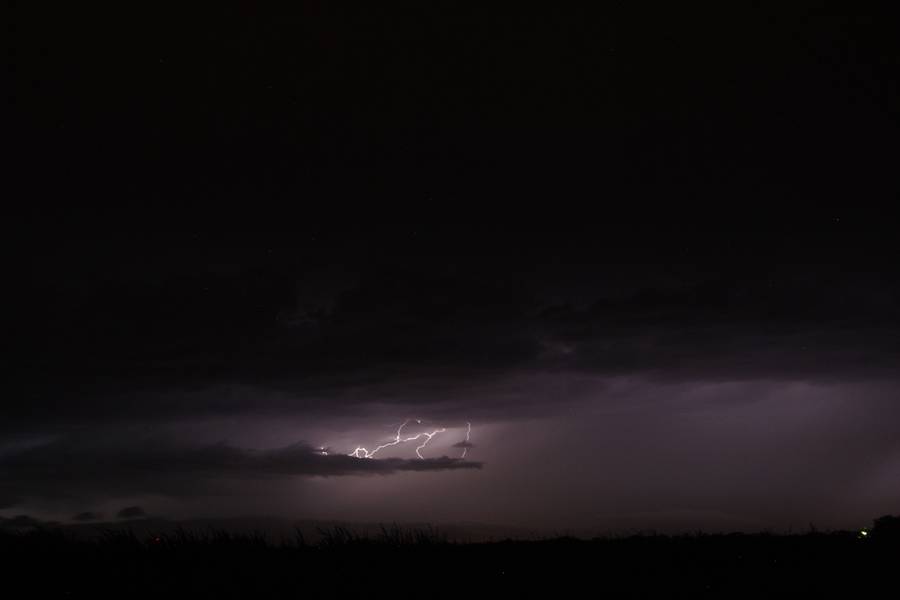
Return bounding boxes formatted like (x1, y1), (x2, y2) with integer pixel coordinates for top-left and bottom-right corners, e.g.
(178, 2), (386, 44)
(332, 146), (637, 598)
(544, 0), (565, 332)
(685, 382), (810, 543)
(73, 511), (102, 522)
(0, 515), (47, 529)
(117, 506), (147, 519)
(532, 277), (900, 382)
(8, 227), (900, 429)
(0, 433), (482, 506)
(452, 441), (475, 449)
(16, 5), (896, 209)
(8, 226), (900, 433)
(0, 495), (19, 510)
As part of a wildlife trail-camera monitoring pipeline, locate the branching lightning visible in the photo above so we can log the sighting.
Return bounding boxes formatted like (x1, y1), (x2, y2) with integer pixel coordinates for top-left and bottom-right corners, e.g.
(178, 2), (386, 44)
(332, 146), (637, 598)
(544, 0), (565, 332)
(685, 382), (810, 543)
(460, 421), (471, 459)
(413, 428), (446, 459)
(346, 419), (471, 460)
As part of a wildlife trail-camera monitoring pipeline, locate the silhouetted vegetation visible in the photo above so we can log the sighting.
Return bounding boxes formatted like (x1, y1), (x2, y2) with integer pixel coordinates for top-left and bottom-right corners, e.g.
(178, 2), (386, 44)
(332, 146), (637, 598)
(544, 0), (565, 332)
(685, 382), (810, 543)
(870, 514), (900, 540)
(1, 517), (896, 598)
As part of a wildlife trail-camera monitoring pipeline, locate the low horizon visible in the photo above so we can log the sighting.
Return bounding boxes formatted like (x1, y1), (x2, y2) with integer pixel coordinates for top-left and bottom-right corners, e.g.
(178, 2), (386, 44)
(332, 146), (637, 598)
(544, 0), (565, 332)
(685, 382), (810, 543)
(7, 512), (895, 545)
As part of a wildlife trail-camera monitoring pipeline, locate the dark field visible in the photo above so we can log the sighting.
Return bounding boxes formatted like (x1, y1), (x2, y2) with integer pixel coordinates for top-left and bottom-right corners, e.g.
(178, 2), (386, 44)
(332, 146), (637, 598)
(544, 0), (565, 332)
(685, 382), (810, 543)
(2, 518), (897, 598)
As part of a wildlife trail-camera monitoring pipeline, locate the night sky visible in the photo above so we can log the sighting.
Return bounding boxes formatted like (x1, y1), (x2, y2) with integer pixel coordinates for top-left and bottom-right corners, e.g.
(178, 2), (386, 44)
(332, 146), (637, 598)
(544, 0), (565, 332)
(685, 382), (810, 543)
(8, 6), (899, 532)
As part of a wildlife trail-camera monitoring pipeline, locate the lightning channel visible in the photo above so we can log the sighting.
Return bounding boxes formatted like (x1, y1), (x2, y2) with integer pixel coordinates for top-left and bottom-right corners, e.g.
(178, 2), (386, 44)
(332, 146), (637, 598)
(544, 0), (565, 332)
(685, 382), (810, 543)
(347, 419), (449, 460)
(414, 428), (446, 459)
(461, 421), (472, 459)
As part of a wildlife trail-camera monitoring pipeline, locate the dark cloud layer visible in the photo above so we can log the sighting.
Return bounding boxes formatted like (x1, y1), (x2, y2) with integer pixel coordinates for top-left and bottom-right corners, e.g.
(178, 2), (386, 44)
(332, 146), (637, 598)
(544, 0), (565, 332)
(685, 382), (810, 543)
(117, 506), (147, 519)
(9, 227), (900, 433)
(0, 515), (48, 529)
(14, 7), (897, 208)
(72, 511), (102, 522)
(0, 433), (482, 507)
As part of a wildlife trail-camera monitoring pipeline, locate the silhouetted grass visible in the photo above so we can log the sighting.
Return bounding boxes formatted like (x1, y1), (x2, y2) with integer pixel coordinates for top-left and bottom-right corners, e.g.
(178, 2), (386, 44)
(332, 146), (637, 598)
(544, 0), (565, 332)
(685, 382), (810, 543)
(1, 518), (897, 598)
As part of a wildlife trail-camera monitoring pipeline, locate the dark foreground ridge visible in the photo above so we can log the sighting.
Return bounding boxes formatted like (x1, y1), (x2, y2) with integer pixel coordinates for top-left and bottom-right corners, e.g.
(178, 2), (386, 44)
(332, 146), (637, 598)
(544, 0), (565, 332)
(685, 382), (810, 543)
(2, 516), (897, 598)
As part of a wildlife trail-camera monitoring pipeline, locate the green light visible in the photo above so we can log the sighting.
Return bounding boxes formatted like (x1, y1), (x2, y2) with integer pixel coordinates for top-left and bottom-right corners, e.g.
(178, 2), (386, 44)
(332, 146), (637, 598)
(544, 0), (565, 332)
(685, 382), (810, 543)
(860, 530), (868, 537)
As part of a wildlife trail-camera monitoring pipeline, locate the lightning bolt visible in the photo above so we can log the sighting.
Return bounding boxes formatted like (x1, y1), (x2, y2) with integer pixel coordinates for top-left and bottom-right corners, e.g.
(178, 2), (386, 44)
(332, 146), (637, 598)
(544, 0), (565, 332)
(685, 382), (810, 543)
(346, 419), (472, 460)
(414, 428), (446, 459)
(348, 419), (446, 460)
(460, 421), (472, 459)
